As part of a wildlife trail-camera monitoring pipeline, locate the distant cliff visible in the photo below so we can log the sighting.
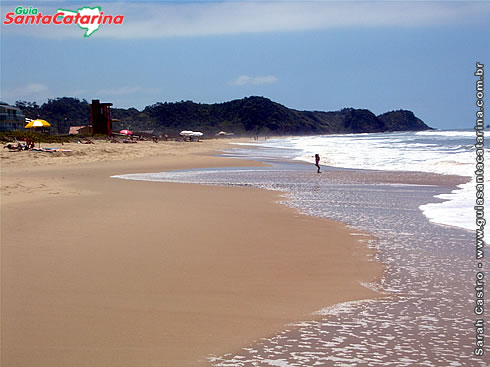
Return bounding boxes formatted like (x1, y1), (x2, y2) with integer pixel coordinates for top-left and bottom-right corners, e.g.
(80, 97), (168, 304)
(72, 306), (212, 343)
(377, 110), (429, 131)
(15, 96), (432, 135)
(123, 96), (431, 135)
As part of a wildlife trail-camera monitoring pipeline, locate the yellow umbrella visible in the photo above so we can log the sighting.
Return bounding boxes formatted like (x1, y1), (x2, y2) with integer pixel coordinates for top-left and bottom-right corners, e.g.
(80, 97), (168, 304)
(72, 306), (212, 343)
(25, 119), (51, 148)
(25, 119), (51, 128)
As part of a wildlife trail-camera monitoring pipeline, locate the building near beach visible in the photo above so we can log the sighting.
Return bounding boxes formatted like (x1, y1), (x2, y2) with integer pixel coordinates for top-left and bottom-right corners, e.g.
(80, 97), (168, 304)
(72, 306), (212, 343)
(0, 101), (26, 132)
(69, 125), (92, 135)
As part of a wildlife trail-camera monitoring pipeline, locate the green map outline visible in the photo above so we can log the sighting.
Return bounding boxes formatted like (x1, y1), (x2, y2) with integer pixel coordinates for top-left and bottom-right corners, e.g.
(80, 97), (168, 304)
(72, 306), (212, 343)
(56, 6), (102, 38)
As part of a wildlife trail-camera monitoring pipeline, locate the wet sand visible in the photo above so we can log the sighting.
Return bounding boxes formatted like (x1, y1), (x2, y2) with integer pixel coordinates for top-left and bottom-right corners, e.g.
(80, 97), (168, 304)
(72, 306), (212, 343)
(1, 140), (382, 367)
(158, 155), (482, 366)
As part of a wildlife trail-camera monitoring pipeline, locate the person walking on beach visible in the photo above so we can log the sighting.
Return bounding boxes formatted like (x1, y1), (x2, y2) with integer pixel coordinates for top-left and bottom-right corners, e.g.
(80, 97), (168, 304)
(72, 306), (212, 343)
(315, 154), (321, 173)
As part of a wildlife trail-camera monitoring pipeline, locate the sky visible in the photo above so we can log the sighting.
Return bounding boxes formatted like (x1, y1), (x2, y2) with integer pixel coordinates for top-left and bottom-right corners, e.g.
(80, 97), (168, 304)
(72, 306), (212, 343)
(1, 0), (489, 129)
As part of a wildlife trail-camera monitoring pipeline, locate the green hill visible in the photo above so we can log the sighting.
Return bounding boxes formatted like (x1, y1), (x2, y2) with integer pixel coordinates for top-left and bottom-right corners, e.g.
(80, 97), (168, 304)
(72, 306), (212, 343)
(15, 96), (432, 135)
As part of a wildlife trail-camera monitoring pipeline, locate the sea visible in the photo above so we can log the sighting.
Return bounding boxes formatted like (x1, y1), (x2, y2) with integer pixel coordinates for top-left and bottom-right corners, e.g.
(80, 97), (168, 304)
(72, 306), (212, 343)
(113, 130), (489, 366)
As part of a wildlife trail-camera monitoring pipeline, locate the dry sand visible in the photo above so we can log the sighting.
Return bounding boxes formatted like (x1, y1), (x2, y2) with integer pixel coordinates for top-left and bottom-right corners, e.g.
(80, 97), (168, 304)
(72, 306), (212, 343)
(1, 139), (382, 367)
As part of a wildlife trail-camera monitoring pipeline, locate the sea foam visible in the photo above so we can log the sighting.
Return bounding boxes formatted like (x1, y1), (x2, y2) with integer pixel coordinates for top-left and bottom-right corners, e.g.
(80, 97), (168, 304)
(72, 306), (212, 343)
(234, 130), (483, 233)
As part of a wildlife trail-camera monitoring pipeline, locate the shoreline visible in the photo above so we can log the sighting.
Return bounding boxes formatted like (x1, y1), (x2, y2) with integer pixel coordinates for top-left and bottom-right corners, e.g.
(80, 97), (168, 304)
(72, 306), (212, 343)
(1, 139), (383, 367)
(184, 141), (477, 366)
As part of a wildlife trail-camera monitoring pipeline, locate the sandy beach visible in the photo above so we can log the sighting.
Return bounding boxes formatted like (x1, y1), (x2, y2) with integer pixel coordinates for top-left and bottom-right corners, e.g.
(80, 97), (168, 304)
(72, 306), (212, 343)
(1, 139), (382, 367)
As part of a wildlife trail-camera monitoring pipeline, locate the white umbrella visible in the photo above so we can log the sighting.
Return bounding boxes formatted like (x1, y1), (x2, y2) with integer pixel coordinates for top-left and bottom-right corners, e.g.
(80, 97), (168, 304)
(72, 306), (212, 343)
(179, 130), (194, 136)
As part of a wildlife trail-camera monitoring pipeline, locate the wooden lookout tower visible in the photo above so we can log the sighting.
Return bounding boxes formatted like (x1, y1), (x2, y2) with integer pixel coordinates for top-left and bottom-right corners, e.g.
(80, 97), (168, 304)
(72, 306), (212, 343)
(90, 99), (113, 135)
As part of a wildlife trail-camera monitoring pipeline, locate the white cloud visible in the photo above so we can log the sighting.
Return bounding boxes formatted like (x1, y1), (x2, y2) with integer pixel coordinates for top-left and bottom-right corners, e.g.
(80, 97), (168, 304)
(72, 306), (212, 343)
(70, 89), (88, 96)
(1, 83), (49, 101)
(95, 86), (161, 96)
(2, 1), (489, 39)
(95, 1), (490, 39)
(22, 83), (49, 94)
(229, 75), (278, 86)
(96, 86), (143, 96)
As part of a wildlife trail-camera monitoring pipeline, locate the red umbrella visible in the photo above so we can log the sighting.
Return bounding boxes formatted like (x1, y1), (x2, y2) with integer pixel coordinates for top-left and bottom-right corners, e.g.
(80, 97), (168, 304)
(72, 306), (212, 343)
(120, 129), (133, 135)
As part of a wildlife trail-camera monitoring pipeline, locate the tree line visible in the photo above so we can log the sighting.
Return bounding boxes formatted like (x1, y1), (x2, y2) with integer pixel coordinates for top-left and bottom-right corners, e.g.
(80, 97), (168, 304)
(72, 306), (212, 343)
(15, 96), (431, 136)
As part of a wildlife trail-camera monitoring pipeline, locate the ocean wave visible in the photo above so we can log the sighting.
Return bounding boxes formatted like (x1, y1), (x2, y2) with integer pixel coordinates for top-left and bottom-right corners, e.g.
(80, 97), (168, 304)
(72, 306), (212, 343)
(249, 131), (484, 233)
(415, 130), (476, 137)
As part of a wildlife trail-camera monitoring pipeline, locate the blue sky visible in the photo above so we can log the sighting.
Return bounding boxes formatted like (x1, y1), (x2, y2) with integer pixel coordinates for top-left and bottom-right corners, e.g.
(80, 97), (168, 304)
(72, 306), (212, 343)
(1, 1), (489, 129)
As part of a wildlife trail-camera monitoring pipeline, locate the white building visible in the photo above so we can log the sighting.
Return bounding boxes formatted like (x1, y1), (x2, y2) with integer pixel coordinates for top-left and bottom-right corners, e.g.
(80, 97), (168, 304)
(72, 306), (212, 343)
(0, 101), (26, 132)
